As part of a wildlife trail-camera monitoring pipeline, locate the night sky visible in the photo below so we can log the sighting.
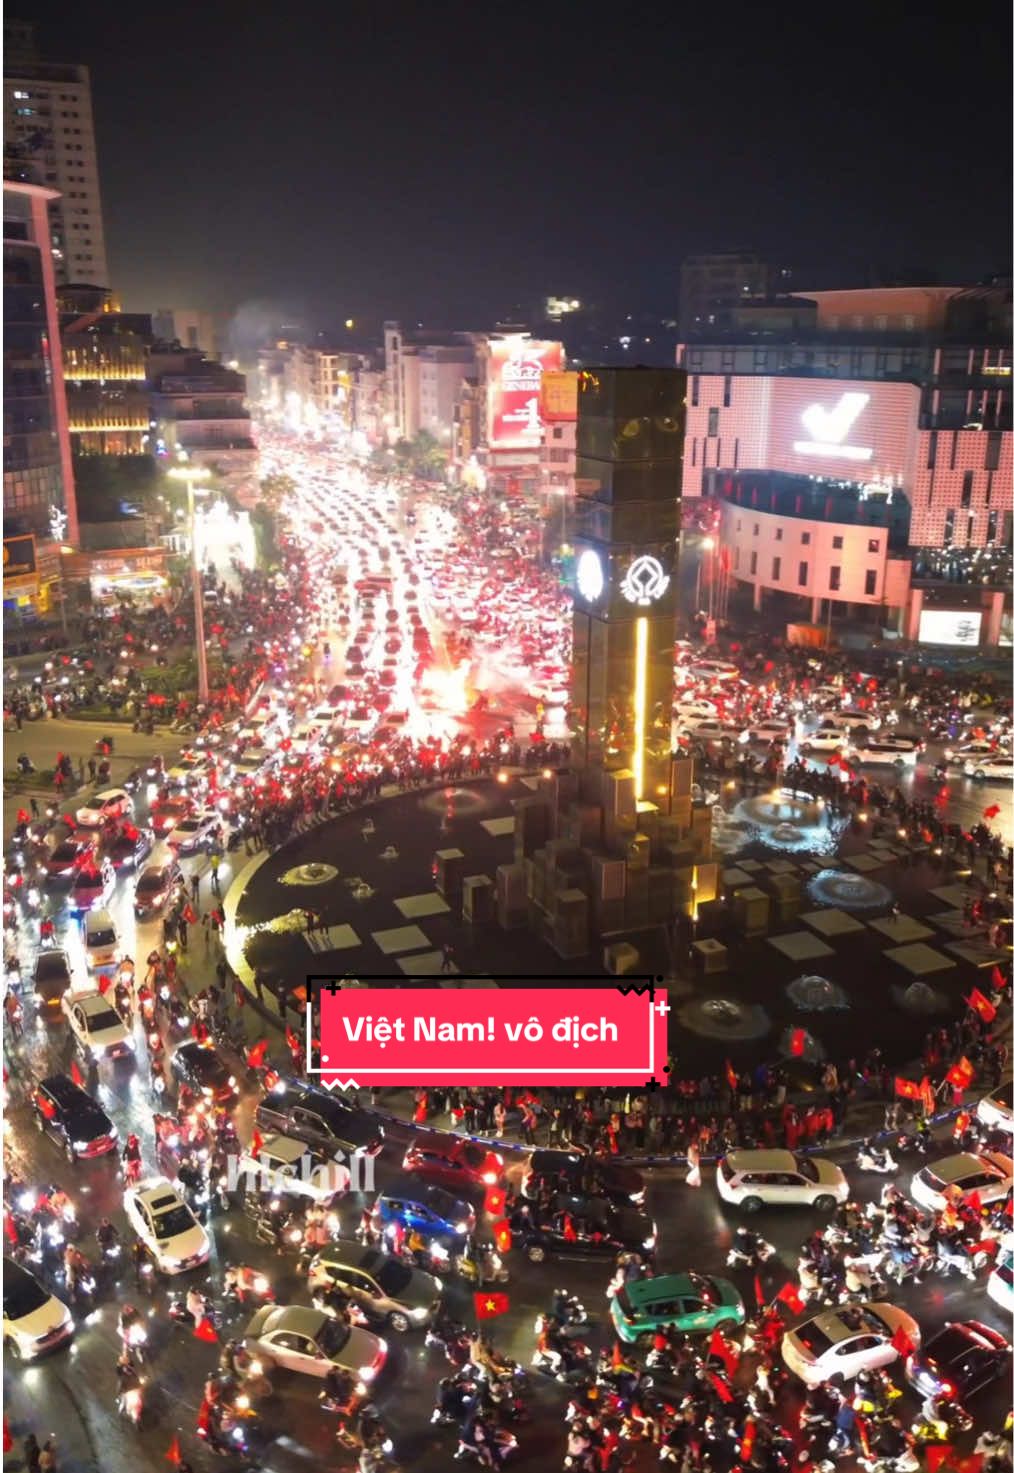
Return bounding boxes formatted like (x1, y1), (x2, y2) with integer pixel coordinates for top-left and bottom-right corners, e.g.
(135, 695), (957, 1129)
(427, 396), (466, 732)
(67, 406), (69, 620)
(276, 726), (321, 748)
(26, 2), (1012, 335)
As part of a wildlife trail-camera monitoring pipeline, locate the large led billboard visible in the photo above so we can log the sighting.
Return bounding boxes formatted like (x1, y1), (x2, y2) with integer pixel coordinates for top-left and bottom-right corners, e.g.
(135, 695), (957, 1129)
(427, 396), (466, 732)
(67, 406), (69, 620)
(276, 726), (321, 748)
(765, 378), (921, 486)
(918, 609), (983, 647)
(488, 337), (564, 448)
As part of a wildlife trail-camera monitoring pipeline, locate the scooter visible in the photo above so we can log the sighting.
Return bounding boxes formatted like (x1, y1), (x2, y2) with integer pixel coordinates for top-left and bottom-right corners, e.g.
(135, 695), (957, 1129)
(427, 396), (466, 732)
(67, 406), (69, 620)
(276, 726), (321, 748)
(856, 1142), (898, 1174)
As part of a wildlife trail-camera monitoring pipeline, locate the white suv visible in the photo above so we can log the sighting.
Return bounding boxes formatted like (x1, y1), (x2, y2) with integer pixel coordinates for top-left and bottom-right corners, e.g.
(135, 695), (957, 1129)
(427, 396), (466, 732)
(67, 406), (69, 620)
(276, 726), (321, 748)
(717, 1150), (849, 1212)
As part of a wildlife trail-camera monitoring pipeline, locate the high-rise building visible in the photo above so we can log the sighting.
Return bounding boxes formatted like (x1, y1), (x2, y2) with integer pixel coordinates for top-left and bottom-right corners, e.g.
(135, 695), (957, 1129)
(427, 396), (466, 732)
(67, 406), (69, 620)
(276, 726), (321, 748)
(383, 322), (476, 444)
(3, 19), (110, 288)
(679, 251), (776, 333)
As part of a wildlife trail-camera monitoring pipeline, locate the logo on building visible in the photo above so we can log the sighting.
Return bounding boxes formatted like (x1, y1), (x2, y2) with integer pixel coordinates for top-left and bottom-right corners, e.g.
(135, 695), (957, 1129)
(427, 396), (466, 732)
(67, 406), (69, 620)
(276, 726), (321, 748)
(620, 554), (670, 606)
(576, 549), (605, 602)
(793, 393), (873, 462)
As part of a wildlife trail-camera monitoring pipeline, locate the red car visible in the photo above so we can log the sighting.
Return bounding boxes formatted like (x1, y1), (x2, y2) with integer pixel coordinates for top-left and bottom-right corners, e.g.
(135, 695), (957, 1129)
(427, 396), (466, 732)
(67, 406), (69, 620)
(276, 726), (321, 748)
(402, 1133), (504, 1191)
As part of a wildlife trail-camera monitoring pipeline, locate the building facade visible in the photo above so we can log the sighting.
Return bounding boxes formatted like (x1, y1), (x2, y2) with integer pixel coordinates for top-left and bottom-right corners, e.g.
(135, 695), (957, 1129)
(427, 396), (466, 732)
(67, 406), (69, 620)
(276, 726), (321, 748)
(678, 251), (776, 333)
(149, 350), (257, 497)
(61, 295), (153, 455)
(3, 21), (109, 288)
(383, 322), (475, 444)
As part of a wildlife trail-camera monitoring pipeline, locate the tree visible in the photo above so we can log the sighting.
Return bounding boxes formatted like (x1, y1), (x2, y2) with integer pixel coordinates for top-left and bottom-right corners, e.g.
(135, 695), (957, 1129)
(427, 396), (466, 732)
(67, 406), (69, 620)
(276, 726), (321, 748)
(410, 429), (448, 478)
(259, 473), (295, 512)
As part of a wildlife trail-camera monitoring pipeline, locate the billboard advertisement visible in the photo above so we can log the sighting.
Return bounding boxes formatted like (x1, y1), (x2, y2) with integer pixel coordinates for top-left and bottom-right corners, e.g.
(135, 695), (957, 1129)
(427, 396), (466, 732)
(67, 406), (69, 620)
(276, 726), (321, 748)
(765, 378), (921, 487)
(540, 369), (579, 423)
(3, 534), (38, 597)
(488, 336), (563, 448)
(918, 608), (983, 647)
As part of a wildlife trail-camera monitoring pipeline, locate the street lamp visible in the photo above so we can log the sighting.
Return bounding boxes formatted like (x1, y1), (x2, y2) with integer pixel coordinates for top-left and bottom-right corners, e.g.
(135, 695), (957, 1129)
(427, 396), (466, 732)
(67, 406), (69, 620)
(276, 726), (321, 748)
(168, 456), (212, 706)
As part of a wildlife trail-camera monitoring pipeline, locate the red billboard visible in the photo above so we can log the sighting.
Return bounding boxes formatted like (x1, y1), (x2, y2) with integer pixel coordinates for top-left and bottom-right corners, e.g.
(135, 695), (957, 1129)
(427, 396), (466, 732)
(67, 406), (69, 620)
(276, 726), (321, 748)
(488, 337), (564, 448)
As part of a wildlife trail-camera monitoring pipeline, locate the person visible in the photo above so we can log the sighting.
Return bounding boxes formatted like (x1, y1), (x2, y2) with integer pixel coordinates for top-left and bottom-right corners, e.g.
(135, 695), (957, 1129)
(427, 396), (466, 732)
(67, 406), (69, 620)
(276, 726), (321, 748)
(23, 1433), (41, 1473)
(685, 1139), (702, 1188)
(38, 1440), (56, 1473)
(123, 1133), (142, 1184)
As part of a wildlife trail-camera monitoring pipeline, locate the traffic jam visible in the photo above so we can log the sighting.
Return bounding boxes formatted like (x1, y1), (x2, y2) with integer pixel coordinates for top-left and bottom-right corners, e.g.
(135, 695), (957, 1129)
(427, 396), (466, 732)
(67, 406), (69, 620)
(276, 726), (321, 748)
(1, 429), (1011, 1473)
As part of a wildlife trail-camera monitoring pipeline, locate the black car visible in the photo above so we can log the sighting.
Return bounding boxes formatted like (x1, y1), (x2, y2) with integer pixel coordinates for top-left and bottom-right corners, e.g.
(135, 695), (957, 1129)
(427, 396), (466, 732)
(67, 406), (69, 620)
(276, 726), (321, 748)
(255, 1079), (384, 1159)
(906, 1321), (1011, 1403)
(522, 1150), (646, 1207)
(510, 1191), (656, 1264)
(32, 1074), (118, 1162)
(33, 950), (73, 1013)
(106, 826), (156, 872)
(171, 1041), (238, 1105)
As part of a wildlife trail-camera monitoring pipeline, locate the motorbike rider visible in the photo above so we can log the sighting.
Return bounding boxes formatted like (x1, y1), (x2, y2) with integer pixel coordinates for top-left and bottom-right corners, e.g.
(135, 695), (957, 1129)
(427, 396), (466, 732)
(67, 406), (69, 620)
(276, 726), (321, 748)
(123, 1133), (142, 1184)
(96, 1216), (120, 1256)
(534, 1314), (565, 1375)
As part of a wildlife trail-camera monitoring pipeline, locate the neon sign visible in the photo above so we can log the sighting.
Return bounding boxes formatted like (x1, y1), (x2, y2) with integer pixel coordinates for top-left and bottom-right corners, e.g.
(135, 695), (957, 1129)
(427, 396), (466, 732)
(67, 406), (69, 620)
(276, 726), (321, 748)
(576, 548), (604, 602)
(620, 554), (669, 606)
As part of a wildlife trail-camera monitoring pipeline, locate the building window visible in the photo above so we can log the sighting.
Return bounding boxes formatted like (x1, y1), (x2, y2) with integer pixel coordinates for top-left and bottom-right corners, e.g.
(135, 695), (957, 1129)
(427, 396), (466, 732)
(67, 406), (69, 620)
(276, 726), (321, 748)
(771, 557), (781, 581)
(798, 561), (808, 587)
(864, 569), (877, 596)
(734, 547), (741, 571)
(552, 426), (563, 439)
(987, 510), (999, 543)
(691, 438), (697, 466)
(748, 550), (757, 575)
(707, 407), (719, 437)
(722, 375), (731, 408)
(774, 527), (783, 542)
(960, 470), (974, 508)
(733, 437), (739, 468)
(800, 531), (811, 545)
(943, 509), (956, 545)
(828, 566), (841, 591)
(832, 535), (843, 549)
(752, 523), (759, 536)
(868, 538), (880, 553)
(691, 376), (700, 407)
(985, 431), (1002, 471)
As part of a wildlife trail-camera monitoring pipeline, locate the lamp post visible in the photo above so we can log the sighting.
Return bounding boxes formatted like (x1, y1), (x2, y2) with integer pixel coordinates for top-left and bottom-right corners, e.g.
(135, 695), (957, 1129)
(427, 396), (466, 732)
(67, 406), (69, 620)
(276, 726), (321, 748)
(168, 457), (212, 706)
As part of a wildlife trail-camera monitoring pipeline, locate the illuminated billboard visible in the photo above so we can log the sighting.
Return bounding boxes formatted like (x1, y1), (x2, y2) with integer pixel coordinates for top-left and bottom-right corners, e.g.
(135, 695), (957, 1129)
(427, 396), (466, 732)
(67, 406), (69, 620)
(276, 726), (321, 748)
(766, 378), (921, 485)
(488, 337), (564, 448)
(918, 609), (983, 647)
(540, 370), (579, 424)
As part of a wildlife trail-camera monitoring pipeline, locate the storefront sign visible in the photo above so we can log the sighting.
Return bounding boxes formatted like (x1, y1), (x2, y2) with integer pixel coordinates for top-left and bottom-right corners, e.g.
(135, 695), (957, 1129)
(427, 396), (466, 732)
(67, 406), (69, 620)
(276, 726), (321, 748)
(918, 609), (983, 646)
(488, 337), (564, 449)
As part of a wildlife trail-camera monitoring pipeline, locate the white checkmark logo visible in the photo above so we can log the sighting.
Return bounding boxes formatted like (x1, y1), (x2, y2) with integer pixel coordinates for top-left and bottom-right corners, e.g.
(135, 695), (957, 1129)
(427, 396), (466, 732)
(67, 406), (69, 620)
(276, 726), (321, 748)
(800, 393), (870, 443)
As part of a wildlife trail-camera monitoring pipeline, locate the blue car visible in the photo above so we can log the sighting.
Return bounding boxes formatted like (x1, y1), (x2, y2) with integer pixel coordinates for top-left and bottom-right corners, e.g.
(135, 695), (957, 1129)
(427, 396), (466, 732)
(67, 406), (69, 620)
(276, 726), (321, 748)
(371, 1174), (476, 1240)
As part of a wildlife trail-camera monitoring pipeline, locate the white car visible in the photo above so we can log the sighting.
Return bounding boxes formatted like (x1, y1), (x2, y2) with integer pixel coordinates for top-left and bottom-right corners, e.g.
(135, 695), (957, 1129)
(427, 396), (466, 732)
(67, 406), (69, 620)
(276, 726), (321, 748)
(783, 1303), (920, 1387)
(61, 989), (133, 1060)
(910, 1151), (1013, 1212)
(977, 1083), (1013, 1134)
(290, 723), (323, 755)
(167, 753), (211, 787)
(965, 755), (1014, 782)
(747, 721), (794, 746)
(3, 1260), (74, 1359)
(83, 907), (119, 969)
(845, 736), (920, 769)
(987, 1234), (1013, 1313)
(944, 738), (1008, 764)
(235, 1133), (351, 1204)
(166, 811), (221, 855)
(677, 718), (741, 743)
(124, 1177), (211, 1274)
(75, 787), (133, 827)
(831, 709), (882, 732)
(675, 699), (719, 721)
(243, 1304), (386, 1382)
(800, 728), (847, 755)
(717, 1150), (849, 1212)
(688, 660), (739, 682)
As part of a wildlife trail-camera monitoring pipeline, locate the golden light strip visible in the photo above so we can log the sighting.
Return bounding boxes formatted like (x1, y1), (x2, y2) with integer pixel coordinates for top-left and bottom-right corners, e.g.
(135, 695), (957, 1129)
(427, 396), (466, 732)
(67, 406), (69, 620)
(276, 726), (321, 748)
(633, 615), (648, 801)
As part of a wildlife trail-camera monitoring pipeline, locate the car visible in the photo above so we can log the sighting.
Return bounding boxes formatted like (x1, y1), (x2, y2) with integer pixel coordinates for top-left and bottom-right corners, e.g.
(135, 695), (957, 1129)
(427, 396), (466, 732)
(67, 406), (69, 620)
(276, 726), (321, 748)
(678, 719), (741, 743)
(256, 1080), (385, 1159)
(844, 735), (920, 768)
(166, 811), (222, 854)
(124, 1177), (211, 1274)
(150, 796), (194, 835)
(33, 949), (74, 1012)
(832, 709), (882, 733)
(521, 1151), (646, 1207)
(75, 788), (134, 827)
(717, 1150), (849, 1212)
(514, 1193), (656, 1263)
(134, 858), (182, 918)
(688, 660), (740, 682)
(61, 989), (133, 1060)
(290, 723), (322, 755)
(235, 1133), (350, 1205)
(170, 1040), (238, 1104)
(307, 1242), (442, 1333)
(943, 738), (1009, 764)
(32, 1073), (118, 1160)
(977, 1081), (1014, 1134)
(44, 835), (96, 881)
(799, 728), (848, 755)
(905, 1320), (1011, 1404)
(2, 1259), (74, 1359)
(965, 755), (1014, 782)
(106, 824), (156, 871)
(610, 1271), (745, 1343)
(910, 1151), (1013, 1212)
(782, 1303), (921, 1388)
(70, 859), (116, 912)
(166, 753), (212, 787)
(230, 746), (272, 779)
(402, 1133), (504, 1191)
(371, 1174), (476, 1240)
(244, 1304), (387, 1382)
(674, 699), (718, 721)
(83, 907), (119, 969)
(747, 721), (794, 746)
(987, 1234), (1014, 1313)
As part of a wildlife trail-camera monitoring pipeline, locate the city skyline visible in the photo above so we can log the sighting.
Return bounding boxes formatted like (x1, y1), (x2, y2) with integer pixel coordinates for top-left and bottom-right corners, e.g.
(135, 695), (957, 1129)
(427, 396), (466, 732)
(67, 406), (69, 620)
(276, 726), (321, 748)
(21, 0), (1012, 330)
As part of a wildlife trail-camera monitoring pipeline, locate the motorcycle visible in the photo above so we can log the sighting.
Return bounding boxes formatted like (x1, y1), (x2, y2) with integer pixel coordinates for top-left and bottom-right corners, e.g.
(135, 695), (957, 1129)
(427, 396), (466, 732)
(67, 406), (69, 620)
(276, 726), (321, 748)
(727, 1228), (776, 1268)
(456, 1427), (518, 1465)
(117, 1381), (145, 1426)
(856, 1143), (898, 1174)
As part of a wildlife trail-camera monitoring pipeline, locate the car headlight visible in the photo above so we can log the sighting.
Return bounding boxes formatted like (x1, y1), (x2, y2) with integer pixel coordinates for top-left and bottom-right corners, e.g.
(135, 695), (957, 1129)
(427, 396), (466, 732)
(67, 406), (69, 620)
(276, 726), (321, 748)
(454, 1222), (468, 1235)
(72, 1140), (89, 1151)
(359, 1365), (377, 1382)
(410, 1306), (428, 1321)
(228, 1075), (237, 1087)
(643, 1235), (656, 1250)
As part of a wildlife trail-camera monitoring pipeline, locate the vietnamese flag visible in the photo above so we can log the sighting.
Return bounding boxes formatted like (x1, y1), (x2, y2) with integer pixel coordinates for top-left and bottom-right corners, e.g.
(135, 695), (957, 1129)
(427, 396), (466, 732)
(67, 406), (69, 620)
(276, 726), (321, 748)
(709, 1327), (739, 1375)
(753, 1273), (766, 1311)
(492, 1219), (512, 1254)
(895, 1077), (921, 1101)
(966, 989), (997, 1024)
(946, 1057), (975, 1091)
(991, 965), (1009, 990)
(165, 1437), (183, 1466)
(250, 1128), (265, 1159)
(925, 1447), (954, 1473)
(70, 1059), (85, 1088)
(724, 1059), (738, 1092)
(474, 1291), (509, 1320)
(484, 1185), (506, 1216)
(740, 1419), (756, 1461)
(964, 1190), (983, 1215)
(775, 1281), (805, 1315)
(890, 1323), (916, 1358)
(706, 1369), (735, 1404)
(98, 972), (113, 995)
(789, 1028), (807, 1058)
(193, 1318), (219, 1343)
(246, 1038), (269, 1069)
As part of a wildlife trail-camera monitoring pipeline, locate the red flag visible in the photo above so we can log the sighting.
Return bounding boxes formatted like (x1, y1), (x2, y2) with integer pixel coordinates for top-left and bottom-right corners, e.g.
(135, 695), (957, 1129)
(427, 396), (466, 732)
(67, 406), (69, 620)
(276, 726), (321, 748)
(789, 1028), (806, 1057)
(983, 804), (1001, 822)
(856, 1415), (872, 1461)
(484, 1185), (506, 1216)
(964, 1190), (983, 1214)
(611, 1339), (626, 1370)
(946, 1057), (975, 1091)
(753, 1273), (766, 1311)
(250, 1128), (265, 1158)
(775, 1281), (805, 1315)
(740, 1419), (756, 1461)
(919, 1076), (936, 1113)
(895, 1076), (921, 1100)
(98, 972), (113, 994)
(2, 1420), (11, 1455)
(492, 1218), (512, 1254)
(991, 965), (1008, 990)
(193, 1318), (219, 1343)
(706, 1368), (735, 1403)
(966, 989), (997, 1023)
(890, 1323), (916, 1358)
(246, 1038), (268, 1069)
(473, 1291), (509, 1320)
(925, 1447), (954, 1473)
(285, 1025), (300, 1053)
(165, 1437), (182, 1466)
(724, 1059), (738, 1092)
(70, 1059), (85, 1088)
(709, 1327), (739, 1375)
(951, 1456), (985, 1473)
